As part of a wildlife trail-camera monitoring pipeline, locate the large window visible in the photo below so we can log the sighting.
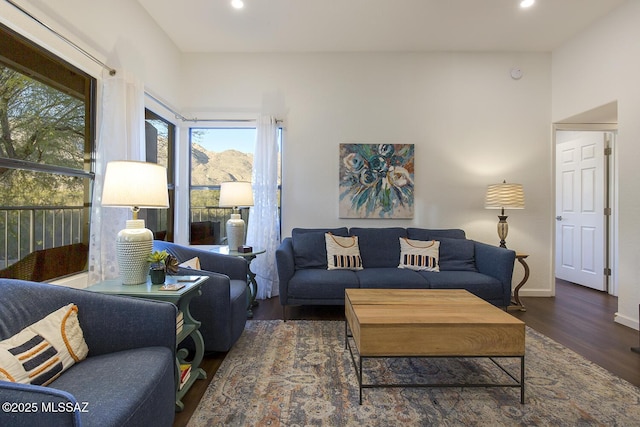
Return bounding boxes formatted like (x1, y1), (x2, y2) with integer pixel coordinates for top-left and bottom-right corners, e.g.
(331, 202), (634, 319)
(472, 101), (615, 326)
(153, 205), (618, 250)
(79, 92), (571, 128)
(189, 127), (281, 245)
(0, 23), (95, 280)
(144, 109), (175, 242)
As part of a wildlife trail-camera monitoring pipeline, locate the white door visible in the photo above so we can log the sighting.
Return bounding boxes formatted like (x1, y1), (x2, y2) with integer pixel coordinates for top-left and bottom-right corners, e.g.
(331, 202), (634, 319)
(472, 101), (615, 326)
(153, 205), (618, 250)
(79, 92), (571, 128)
(555, 131), (606, 291)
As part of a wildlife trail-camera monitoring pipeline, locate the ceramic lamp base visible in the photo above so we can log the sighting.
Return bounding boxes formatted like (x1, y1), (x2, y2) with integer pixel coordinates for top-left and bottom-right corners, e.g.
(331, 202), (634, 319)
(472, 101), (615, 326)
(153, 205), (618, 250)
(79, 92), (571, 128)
(226, 214), (245, 251)
(116, 219), (153, 285)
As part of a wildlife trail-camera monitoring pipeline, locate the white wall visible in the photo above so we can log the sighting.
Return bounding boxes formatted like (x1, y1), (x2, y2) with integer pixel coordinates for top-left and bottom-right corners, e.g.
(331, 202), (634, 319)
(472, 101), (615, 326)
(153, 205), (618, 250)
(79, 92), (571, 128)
(0, 0), (183, 106)
(0, 0), (183, 288)
(181, 52), (553, 296)
(553, 0), (640, 329)
(0, 1), (556, 299)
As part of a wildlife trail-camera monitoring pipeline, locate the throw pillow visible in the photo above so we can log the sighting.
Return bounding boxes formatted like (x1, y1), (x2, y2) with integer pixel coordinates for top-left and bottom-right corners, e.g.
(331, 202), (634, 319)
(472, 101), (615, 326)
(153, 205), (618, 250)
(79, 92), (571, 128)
(0, 303), (88, 386)
(325, 232), (363, 270)
(438, 237), (477, 271)
(398, 237), (440, 271)
(179, 256), (201, 270)
(292, 227), (349, 269)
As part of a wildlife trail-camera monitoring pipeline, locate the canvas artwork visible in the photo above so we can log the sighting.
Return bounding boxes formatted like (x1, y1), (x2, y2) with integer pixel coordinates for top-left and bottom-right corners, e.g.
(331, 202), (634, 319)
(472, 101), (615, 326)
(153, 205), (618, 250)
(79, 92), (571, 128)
(339, 143), (414, 218)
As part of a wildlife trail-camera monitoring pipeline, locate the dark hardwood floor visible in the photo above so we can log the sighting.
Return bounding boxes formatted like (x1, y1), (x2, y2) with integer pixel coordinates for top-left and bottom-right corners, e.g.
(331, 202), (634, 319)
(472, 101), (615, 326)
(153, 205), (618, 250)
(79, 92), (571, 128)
(172, 280), (640, 427)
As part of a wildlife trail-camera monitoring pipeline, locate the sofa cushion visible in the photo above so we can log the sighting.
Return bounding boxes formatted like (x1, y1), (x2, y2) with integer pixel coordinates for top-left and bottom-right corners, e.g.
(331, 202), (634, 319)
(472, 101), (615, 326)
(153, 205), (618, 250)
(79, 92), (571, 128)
(288, 269), (359, 300)
(438, 237), (477, 271)
(349, 227), (407, 268)
(407, 228), (466, 240)
(418, 271), (502, 300)
(291, 228), (349, 269)
(0, 304), (88, 386)
(325, 233), (363, 270)
(50, 346), (174, 427)
(356, 268), (430, 289)
(398, 238), (440, 271)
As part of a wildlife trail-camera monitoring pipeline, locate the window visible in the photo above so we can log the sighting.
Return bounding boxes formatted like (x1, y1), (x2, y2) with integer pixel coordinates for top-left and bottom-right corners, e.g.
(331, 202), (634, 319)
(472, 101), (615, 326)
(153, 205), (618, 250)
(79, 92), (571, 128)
(144, 109), (175, 242)
(189, 127), (282, 245)
(0, 23), (96, 280)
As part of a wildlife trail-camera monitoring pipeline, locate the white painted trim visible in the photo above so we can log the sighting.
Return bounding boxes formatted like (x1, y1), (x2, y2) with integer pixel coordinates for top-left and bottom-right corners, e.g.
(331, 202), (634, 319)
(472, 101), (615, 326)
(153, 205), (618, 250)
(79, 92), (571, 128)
(615, 312), (639, 331)
(50, 272), (89, 289)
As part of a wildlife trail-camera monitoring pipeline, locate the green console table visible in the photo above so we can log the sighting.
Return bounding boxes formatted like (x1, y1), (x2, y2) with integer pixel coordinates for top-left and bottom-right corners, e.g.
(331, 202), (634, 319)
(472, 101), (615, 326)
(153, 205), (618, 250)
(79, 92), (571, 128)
(87, 275), (208, 411)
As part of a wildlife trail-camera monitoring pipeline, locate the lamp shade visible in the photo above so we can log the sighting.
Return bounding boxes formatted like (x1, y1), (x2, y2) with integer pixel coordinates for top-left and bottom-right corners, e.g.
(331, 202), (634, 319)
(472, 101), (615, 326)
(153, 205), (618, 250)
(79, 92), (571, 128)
(102, 161), (169, 209)
(485, 182), (525, 210)
(218, 181), (254, 207)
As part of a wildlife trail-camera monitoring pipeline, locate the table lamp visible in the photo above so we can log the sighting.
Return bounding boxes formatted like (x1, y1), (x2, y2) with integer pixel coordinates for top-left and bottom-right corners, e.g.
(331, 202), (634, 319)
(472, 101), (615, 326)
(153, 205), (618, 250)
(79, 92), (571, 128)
(219, 181), (254, 251)
(102, 161), (169, 284)
(485, 180), (525, 248)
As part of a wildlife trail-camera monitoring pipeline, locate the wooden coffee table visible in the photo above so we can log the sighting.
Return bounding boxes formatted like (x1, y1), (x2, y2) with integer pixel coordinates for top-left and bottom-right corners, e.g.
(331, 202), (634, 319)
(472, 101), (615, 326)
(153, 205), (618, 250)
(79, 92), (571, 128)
(345, 289), (526, 404)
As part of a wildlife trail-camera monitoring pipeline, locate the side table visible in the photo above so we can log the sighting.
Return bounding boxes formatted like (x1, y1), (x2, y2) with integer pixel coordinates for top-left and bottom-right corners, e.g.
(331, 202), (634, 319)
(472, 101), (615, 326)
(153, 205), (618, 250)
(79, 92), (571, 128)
(508, 253), (530, 311)
(87, 275), (208, 411)
(210, 245), (266, 318)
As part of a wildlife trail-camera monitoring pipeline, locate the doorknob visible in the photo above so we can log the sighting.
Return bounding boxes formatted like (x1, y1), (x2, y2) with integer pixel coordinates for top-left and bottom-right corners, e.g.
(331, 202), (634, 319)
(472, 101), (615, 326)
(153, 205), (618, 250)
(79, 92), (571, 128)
(556, 216), (563, 221)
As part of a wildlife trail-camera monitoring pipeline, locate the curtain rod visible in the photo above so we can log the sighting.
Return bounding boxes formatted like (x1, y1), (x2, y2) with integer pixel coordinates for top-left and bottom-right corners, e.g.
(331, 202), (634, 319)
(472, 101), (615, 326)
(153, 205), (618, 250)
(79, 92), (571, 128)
(145, 92), (282, 124)
(5, 0), (117, 76)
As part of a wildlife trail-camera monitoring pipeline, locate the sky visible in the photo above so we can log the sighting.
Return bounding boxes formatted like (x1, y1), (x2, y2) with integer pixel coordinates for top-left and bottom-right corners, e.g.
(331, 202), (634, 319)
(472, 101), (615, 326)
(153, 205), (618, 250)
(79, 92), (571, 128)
(191, 128), (257, 153)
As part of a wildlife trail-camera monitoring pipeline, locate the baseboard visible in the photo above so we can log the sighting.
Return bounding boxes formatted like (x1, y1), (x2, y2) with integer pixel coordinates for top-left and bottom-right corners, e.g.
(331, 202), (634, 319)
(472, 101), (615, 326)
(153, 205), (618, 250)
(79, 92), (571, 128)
(50, 272), (88, 289)
(615, 312), (639, 331)
(515, 288), (553, 297)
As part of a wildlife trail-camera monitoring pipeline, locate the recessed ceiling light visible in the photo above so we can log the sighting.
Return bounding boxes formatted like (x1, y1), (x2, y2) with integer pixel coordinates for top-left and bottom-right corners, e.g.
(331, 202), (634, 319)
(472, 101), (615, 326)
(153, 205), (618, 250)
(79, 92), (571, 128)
(231, 0), (244, 9)
(520, 0), (535, 7)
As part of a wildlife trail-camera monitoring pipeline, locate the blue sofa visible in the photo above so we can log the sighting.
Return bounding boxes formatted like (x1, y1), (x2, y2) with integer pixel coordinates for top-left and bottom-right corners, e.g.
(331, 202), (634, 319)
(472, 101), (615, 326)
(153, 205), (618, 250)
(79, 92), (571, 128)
(152, 241), (248, 353)
(276, 227), (516, 318)
(0, 279), (176, 427)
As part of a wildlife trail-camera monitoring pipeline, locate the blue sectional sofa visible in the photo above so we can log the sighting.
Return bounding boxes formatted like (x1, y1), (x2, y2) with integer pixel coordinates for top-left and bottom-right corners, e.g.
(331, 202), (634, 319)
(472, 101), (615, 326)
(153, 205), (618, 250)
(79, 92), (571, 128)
(276, 227), (516, 318)
(0, 279), (176, 427)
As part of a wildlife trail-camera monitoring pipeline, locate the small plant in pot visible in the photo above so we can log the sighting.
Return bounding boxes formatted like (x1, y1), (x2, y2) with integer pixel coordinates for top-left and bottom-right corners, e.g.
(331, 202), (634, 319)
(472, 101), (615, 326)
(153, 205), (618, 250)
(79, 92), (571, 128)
(148, 250), (168, 284)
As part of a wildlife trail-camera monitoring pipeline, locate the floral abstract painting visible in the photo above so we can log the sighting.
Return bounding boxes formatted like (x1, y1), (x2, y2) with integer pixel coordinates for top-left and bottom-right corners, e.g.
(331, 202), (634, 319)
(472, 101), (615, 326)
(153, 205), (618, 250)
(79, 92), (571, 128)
(339, 143), (414, 218)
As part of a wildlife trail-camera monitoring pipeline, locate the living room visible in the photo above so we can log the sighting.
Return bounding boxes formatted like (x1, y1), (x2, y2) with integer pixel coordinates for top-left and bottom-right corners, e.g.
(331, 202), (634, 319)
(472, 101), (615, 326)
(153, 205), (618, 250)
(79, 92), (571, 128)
(1, 0), (640, 425)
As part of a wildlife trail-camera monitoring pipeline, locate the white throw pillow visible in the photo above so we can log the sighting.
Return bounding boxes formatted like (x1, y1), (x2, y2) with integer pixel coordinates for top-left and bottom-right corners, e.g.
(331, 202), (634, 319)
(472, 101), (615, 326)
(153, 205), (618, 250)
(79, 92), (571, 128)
(179, 256), (201, 270)
(0, 303), (88, 386)
(398, 237), (440, 272)
(325, 233), (363, 270)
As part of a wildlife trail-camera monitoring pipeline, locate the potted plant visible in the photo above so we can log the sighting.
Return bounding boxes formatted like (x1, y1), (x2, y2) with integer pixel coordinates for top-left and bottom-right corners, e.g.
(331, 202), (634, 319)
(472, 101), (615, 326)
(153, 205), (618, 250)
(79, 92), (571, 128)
(147, 250), (168, 284)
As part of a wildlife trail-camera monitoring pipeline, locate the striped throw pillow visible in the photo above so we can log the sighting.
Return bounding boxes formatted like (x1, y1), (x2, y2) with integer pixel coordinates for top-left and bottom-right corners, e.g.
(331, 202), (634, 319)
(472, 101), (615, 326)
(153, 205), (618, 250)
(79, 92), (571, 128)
(325, 233), (363, 270)
(0, 303), (88, 386)
(398, 237), (440, 272)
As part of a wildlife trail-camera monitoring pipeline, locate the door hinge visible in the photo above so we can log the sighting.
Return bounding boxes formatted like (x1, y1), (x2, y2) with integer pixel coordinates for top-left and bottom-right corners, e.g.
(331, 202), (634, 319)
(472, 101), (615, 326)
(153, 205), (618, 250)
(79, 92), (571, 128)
(604, 147), (612, 156)
(604, 207), (612, 216)
(604, 268), (612, 276)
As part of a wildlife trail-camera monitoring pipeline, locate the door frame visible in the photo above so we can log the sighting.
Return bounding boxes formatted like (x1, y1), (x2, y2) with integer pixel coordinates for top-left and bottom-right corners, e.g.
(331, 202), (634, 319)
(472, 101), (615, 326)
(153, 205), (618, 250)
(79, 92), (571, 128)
(553, 123), (618, 296)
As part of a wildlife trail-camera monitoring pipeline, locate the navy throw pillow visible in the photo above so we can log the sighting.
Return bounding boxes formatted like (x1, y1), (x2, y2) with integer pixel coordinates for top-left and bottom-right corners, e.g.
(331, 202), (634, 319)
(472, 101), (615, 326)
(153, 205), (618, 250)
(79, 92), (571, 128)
(437, 237), (477, 271)
(291, 228), (349, 269)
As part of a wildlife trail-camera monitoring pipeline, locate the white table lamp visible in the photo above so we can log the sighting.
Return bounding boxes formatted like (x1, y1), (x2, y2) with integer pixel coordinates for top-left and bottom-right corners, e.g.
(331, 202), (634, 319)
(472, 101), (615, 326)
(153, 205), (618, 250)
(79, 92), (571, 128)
(485, 180), (525, 248)
(102, 161), (169, 284)
(219, 181), (254, 251)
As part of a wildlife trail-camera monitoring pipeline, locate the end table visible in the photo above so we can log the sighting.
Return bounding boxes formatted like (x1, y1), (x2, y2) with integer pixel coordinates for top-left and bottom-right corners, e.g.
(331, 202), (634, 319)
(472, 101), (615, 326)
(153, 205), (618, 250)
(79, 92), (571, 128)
(210, 245), (266, 317)
(508, 253), (530, 311)
(87, 275), (208, 411)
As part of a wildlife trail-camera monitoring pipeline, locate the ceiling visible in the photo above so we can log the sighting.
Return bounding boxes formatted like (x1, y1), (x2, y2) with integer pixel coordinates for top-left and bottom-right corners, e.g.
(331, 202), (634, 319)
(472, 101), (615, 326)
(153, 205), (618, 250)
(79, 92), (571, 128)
(137, 0), (625, 54)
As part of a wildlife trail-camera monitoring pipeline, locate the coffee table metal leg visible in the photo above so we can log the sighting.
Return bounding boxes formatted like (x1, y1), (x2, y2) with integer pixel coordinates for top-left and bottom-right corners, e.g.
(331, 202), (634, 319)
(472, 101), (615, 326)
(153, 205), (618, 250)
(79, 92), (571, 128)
(359, 356), (363, 405)
(521, 355), (525, 404)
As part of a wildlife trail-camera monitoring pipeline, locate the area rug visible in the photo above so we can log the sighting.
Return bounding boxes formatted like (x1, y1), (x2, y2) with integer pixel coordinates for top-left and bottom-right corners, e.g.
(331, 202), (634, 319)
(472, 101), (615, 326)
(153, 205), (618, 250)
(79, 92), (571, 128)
(188, 320), (640, 426)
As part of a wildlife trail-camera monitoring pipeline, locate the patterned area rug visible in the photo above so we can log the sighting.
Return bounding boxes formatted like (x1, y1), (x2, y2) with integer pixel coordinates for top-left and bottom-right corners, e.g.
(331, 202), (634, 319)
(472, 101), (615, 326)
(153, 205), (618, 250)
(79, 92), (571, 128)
(188, 320), (640, 426)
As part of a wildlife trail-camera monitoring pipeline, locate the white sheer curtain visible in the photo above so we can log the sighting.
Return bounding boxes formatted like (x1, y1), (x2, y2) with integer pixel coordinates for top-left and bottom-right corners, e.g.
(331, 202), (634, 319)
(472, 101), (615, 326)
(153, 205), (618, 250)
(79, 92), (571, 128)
(246, 116), (281, 299)
(88, 70), (145, 284)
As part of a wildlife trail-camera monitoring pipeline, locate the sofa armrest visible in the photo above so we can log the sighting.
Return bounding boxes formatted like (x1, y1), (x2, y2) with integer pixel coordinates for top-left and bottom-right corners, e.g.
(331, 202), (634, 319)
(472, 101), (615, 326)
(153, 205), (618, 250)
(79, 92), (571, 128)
(153, 241), (248, 281)
(474, 241), (516, 306)
(0, 381), (81, 427)
(276, 238), (295, 305)
(76, 291), (177, 357)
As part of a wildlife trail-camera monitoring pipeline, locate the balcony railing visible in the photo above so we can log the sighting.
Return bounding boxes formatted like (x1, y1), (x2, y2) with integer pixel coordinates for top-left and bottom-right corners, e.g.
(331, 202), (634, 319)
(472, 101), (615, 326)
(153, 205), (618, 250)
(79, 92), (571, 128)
(1, 205), (259, 268)
(1, 205), (85, 269)
(190, 206), (248, 244)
